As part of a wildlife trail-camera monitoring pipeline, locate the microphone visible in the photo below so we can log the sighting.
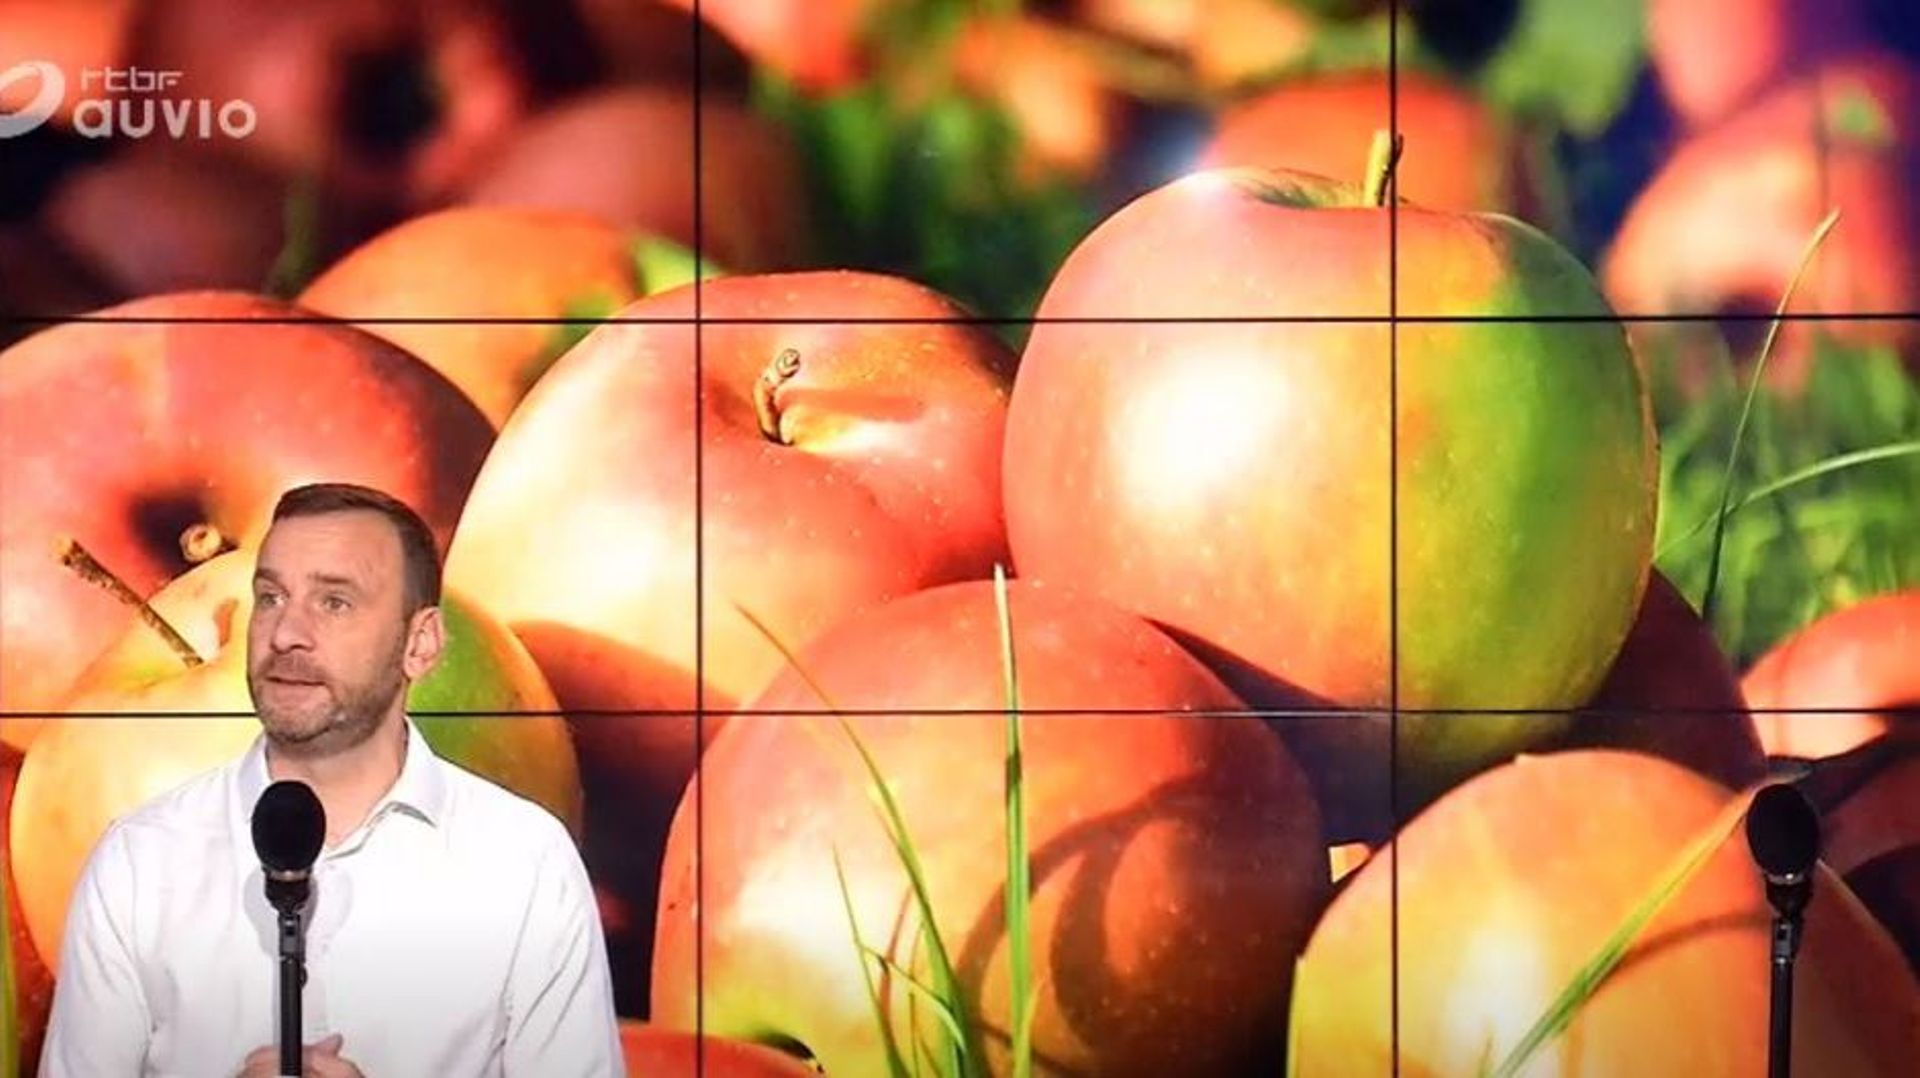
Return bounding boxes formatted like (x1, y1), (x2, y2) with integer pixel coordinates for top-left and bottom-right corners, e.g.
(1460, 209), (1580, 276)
(251, 780), (326, 914)
(1744, 781), (1821, 1078)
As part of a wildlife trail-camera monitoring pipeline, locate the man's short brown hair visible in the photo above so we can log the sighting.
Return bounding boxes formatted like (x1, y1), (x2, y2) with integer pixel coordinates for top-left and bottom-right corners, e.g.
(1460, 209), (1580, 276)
(270, 483), (443, 616)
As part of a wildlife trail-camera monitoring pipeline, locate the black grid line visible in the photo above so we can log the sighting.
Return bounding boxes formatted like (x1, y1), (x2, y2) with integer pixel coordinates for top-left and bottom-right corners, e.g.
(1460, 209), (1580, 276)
(1388, 5), (1402, 1071)
(692, 0), (707, 1067)
(10, 705), (1917, 721)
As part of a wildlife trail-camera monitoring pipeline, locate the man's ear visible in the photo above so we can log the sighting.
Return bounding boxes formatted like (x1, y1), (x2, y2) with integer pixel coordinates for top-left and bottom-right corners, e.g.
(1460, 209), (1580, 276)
(402, 605), (446, 682)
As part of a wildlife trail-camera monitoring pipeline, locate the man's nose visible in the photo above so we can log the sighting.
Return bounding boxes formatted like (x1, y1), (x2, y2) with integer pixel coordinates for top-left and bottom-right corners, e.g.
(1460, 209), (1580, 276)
(268, 602), (315, 651)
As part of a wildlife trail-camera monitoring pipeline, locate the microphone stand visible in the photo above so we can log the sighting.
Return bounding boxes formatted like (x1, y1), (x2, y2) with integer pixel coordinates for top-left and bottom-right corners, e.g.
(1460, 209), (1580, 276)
(267, 872), (310, 1078)
(1764, 872), (1810, 1078)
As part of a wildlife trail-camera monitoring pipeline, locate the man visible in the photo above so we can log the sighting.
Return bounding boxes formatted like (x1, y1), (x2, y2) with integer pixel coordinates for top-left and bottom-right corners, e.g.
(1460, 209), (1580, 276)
(39, 482), (624, 1076)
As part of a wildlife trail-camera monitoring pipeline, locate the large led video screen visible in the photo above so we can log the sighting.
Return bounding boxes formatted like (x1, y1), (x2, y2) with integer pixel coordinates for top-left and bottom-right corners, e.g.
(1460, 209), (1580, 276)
(3, 0), (1919, 1074)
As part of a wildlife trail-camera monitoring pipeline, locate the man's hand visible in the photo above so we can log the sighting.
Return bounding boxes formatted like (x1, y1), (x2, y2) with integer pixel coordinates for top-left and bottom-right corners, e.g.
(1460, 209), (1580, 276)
(237, 1033), (367, 1077)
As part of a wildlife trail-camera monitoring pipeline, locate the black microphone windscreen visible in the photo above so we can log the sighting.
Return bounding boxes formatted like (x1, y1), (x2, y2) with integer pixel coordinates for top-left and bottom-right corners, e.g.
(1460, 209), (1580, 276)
(251, 780), (325, 874)
(1746, 782), (1821, 881)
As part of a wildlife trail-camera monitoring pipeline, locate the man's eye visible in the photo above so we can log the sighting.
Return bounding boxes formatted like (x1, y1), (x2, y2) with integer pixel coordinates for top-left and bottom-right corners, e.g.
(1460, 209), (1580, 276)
(323, 595), (351, 612)
(255, 591), (282, 607)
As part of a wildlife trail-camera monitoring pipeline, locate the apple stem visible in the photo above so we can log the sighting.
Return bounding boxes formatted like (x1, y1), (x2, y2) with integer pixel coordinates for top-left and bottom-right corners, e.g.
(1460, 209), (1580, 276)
(1364, 129), (1405, 208)
(55, 536), (206, 668)
(753, 348), (803, 445)
(179, 523), (233, 565)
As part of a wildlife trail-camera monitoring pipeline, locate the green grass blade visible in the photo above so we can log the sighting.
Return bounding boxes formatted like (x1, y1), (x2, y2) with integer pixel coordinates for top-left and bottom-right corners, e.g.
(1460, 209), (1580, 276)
(861, 946), (971, 1052)
(1, 856), (16, 1078)
(1488, 785), (1761, 1078)
(837, 848), (914, 1078)
(1656, 439), (1920, 559)
(1700, 208), (1841, 623)
(993, 564), (1037, 1078)
(1285, 956), (1304, 1078)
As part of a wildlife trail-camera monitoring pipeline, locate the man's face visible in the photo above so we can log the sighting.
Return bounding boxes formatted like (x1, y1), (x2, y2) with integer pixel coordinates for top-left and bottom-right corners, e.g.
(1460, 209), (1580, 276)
(246, 510), (415, 757)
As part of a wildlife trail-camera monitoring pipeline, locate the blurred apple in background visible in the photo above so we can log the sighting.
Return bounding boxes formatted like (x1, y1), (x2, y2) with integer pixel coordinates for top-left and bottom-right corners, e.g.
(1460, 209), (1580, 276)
(1648, 0), (1873, 128)
(1290, 750), (1920, 1074)
(569, 0), (752, 90)
(1743, 589), (1919, 760)
(653, 579), (1329, 1076)
(0, 0), (138, 127)
(9, 545), (582, 976)
(619, 1021), (819, 1076)
(129, 0), (543, 209)
(0, 224), (111, 341)
(1198, 69), (1534, 216)
(658, 0), (883, 93)
(38, 143), (310, 299)
(950, 12), (1127, 188)
(298, 205), (716, 429)
(1186, 0), (1318, 92)
(0, 291), (494, 727)
(1602, 52), (1920, 393)
(1564, 568), (1767, 789)
(456, 85), (811, 273)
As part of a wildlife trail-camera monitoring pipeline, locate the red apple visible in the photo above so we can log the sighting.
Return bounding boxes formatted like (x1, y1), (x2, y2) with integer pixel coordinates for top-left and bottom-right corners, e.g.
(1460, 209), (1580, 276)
(1743, 589), (1920, 760)
(950, 13), (1127, 186)
(619, 1021), (819, 1076)
(658, 0), (882, 93)
(0, 0), (137, 128)
(0, 747), (56, 1078)
(1602, 52), (1920, 393)
(39, 143), (306, 299)
(1003, 157), (1657, 811)
(1197, 69), (1533, 215)
(298, 205), (716, 428)
(568, 0), (752, 90)
(1648, 0), (1873, 128)
(652, 579), (1329, 1076)
(1818, 746), (1920, 878)
(456, 85), (810, 274)
(1290, 750), (1920, 1074)
(1187, 0), (1319, 92)
(1070, 0), (1197, 52)
(9, 544), (583, 975)
(1567, 568), (1767, 789)
(129, 0), (537, 207)
(1847, 845), (1920, 975)
(0, 290), (495, 724)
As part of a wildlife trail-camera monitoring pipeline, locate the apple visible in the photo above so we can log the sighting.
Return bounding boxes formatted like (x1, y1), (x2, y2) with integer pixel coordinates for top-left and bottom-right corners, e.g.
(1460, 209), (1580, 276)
(129, 0), (538, 208)
(298, 205), (718, 429)
(8, 544), (583, 976)
(1187, 0), (1319, 93)
(1069, 0), (1197, 52)
(1848, 845), (1920, 975)
(0, 290), (495, 724)
(619, 1021), (819, 1076)
(1002, 153), (1657, 803)
(1289, 750), (1920, 1074)
(0, 0), (137, 128)
(456, 85), (811, 274)
(1, 747), (56, 1078)
(1601, 52), (1920, 393)
(657, 0), (882, 93)
(652, 578), (1329, 1077)
(949, 13), (1126, 187)
(569, 0), (752, 90)
(1565, 568), (1767, 789)
(1743, 589), (1919, 760)
(39, 142), (310, 299)
(1197, 69), (1533, 215)
(1648, 0), (1872, 128)
(0, 224), (111, 342)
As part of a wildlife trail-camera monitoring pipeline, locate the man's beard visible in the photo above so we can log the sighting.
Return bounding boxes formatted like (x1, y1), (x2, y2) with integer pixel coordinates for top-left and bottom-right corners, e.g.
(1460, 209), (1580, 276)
(249, 635), (409, 758)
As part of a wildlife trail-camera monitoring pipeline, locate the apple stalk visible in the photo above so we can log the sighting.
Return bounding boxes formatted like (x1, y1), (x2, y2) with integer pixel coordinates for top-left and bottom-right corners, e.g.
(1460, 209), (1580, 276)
(753, 348), (804, 445)
(55, 537), (206, 669)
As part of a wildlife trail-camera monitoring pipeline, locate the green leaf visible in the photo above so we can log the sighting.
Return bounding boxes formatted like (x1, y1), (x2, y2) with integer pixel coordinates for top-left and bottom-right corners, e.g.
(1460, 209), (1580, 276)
(1824, 85), (1897, 149)
(994, 564), (1036, 1078)
(631, 236), (722, 295)
(1, 852), (16, 1078)
(261, 173), (322, 299)
(1474, 0), (1646, 136)
(860, 944), (971, 1055)
(1657, 440), (1920, 559)
(1489, 784), (1762, 1076)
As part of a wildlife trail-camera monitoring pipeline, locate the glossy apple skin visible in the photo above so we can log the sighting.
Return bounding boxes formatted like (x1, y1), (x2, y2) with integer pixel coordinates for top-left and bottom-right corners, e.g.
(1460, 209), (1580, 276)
(1003, 168), (1656, 808)
(619, 1021), (819, 1076)
(0, 291), (494, 723)
(1198, 70), (1530, 215)
(1744, 589), (1920, 760)
(1603, 52), (1920, 392)
(1648, 0), (1871, 128)
(8, 546), (581, 977)
(1290, 750), (1920, 1076)
(298, 205), (673, 428)
(457, 85), (809, 274)
(652, 579), (1328, 1077)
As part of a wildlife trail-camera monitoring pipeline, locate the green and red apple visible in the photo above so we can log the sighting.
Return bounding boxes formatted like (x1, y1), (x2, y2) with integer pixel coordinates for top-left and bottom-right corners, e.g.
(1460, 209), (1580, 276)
(1003, 147), (1657, 823)
(652, 579), (1329, 1077)
(0, 291), (495, 731)
(1743, 589), (1920, 760)
(8, 545), (582, 976)
(619, 1022), (818, 1076)
(298, 204), (718, 429)
(1289, 750), (1920, 1074)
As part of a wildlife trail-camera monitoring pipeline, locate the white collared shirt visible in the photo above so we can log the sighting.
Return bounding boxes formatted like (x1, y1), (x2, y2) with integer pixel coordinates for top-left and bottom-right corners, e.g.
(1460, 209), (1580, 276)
(37, 718), (625, 1077)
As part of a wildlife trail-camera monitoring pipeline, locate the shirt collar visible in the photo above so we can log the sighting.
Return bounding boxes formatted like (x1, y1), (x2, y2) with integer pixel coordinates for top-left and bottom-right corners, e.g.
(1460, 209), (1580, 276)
(234, 716), (451, 837)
